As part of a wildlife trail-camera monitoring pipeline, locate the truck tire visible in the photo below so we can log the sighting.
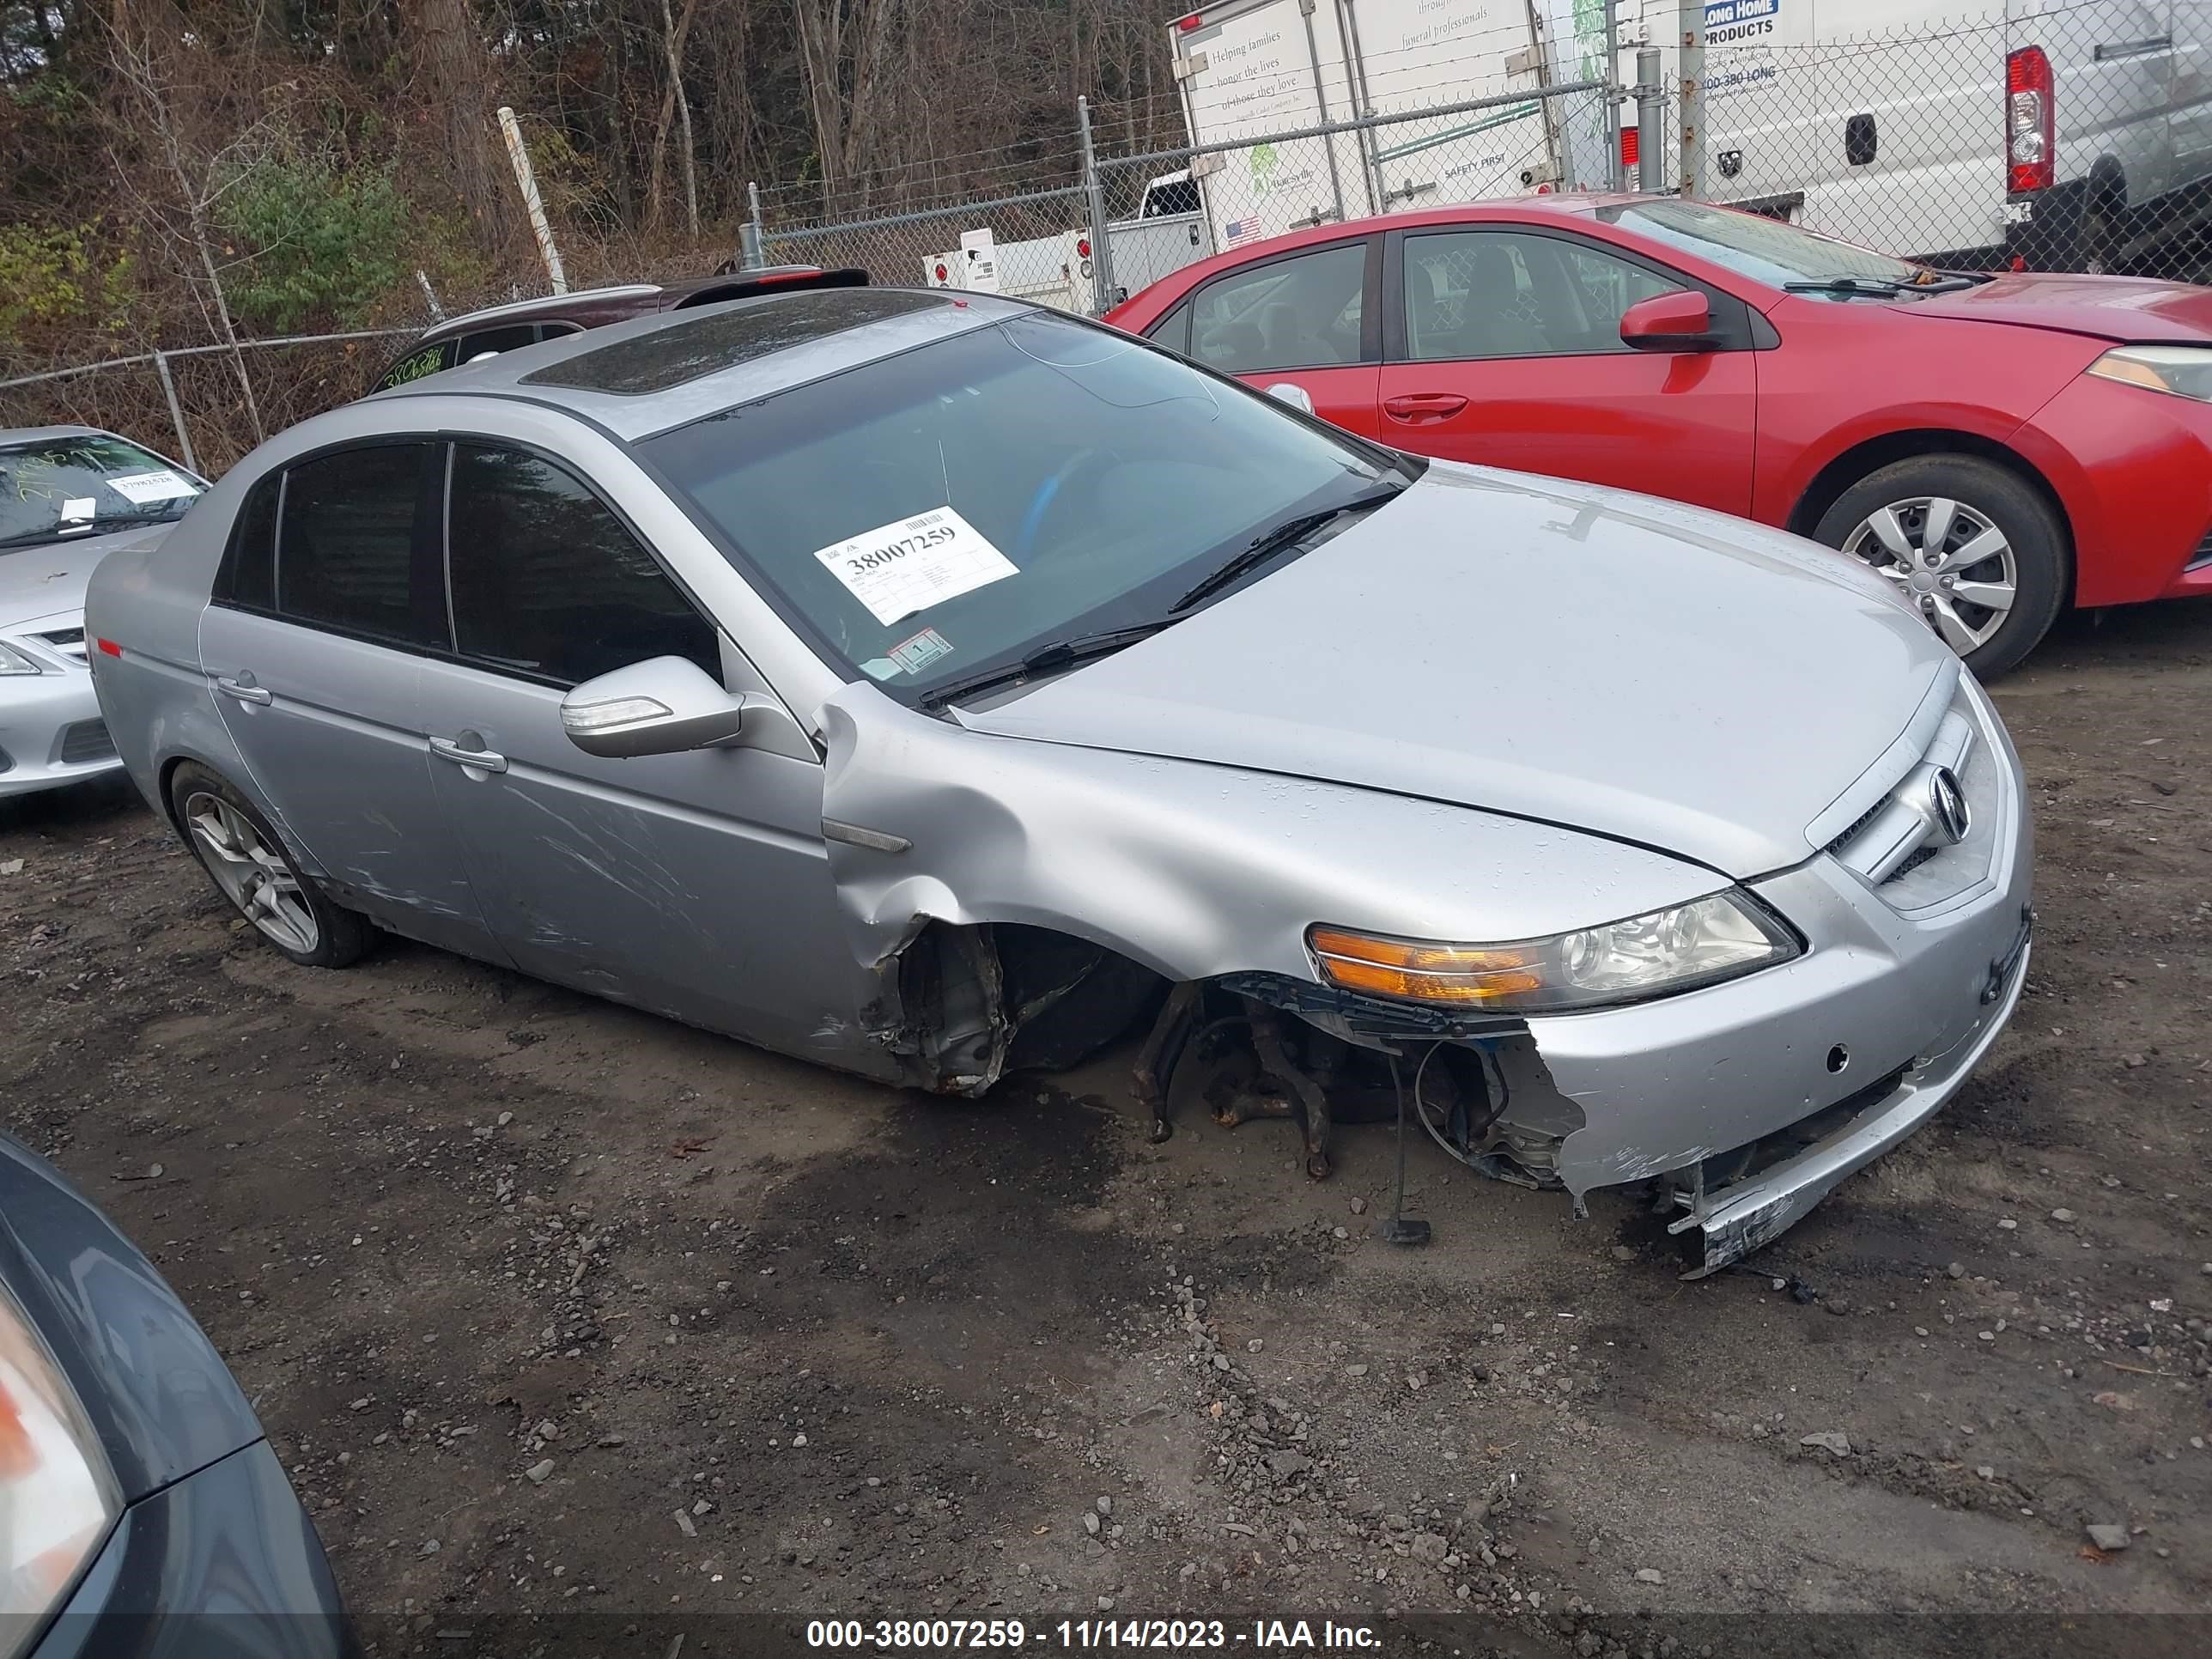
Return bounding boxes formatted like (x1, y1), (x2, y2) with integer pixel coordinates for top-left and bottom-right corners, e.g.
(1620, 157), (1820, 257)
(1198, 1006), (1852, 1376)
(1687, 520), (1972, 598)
(1813, 455), (2069, 681)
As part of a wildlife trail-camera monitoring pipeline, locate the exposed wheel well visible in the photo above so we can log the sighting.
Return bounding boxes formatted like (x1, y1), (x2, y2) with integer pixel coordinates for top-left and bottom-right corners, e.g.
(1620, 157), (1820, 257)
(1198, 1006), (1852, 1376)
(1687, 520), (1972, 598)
(155, 754), (198, 839)
(1785, 428), (2076, 602)
(887, 919), (1169, 1093)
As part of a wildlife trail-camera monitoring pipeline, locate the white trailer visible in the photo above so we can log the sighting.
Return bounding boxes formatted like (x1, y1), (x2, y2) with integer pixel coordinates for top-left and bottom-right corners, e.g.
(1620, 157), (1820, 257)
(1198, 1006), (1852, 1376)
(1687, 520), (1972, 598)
(1164, 0), (1577, 257)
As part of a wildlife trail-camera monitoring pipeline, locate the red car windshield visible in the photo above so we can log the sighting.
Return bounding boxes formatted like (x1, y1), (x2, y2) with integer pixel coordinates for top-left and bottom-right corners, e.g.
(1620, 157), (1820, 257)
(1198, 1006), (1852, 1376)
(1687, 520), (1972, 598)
(1597, 199), (1933, 293)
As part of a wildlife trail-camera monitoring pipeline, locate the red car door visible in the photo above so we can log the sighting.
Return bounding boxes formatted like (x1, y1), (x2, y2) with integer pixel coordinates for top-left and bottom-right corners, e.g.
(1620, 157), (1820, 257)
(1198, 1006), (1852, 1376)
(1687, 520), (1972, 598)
(1376, 226), (1759, 514)
(1142, 236), (1384, 439)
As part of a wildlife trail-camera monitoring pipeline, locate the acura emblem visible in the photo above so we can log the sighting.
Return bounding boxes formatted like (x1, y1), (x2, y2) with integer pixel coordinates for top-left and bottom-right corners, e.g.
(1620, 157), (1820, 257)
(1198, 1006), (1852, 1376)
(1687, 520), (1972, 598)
(1929, 767), (1971, 843)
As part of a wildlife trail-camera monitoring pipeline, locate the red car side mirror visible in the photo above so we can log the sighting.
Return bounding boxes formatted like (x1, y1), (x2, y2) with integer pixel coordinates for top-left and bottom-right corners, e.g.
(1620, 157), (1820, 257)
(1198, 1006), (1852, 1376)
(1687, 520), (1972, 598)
(1620, 290), (1722, 352)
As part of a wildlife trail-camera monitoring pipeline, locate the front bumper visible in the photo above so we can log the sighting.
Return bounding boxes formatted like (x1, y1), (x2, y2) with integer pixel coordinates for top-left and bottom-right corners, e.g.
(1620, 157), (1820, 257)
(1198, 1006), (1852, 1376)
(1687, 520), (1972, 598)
(26, 1438), (358, 1659)
(1487, 672), (2033, 1273)
(1, 623), (120, 800)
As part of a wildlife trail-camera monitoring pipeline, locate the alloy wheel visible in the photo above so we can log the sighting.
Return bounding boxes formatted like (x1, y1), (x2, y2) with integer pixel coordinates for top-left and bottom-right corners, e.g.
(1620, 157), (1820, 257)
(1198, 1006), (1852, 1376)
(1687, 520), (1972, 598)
(1839, 495), (2017, 655)
(184, 791), (319, 954)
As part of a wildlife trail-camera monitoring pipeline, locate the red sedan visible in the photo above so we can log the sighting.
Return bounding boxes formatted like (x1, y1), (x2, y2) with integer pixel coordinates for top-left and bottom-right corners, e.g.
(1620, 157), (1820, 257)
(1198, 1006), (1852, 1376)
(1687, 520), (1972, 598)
(1105, 195), (2212, 677)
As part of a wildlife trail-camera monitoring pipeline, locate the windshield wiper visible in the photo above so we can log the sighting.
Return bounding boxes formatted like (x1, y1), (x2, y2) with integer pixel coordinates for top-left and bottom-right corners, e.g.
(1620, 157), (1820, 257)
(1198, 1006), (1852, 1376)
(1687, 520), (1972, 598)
(1170, 481), (1405, 616)
(0, 514), (178, 551)
(1783, 271), (1977, 297)
(919, 621), (1176, 711)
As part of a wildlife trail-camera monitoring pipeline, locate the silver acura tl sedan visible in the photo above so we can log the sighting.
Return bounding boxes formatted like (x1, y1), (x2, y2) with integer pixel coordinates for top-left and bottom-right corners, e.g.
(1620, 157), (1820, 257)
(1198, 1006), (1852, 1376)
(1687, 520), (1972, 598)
(2, 427), (204, 799)
(85, 290), (2033, 1274)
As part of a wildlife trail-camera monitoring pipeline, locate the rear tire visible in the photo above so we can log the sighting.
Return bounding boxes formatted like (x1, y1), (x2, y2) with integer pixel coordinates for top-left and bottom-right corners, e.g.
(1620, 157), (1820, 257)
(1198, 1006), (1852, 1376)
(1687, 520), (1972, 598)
(167, 762), (374, 968)
(1812, 454), (2069, 681)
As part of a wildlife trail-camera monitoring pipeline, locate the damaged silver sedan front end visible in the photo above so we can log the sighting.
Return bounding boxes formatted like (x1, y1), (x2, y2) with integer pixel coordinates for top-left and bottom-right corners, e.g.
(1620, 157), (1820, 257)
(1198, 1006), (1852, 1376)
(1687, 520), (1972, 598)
(90, 289), (2033, 1277)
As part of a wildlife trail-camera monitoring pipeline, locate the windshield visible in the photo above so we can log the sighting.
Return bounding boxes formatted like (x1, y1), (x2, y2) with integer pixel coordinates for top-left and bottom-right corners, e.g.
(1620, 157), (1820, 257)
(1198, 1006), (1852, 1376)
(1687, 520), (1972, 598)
(639, 313), (1398, 702)
(1596, 199), (1931, 293)
(0, 434), (202, 551)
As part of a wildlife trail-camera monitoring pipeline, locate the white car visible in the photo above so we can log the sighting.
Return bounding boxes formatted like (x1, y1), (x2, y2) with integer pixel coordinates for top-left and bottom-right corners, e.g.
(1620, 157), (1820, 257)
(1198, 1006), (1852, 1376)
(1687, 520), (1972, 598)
(1, 427), (204, 799)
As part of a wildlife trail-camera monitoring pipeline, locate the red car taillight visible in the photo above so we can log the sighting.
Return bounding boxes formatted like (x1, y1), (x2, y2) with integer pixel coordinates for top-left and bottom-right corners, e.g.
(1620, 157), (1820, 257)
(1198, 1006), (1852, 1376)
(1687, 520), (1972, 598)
(1620, 126), (1639, 170)
(2006, 46), (2053, 193)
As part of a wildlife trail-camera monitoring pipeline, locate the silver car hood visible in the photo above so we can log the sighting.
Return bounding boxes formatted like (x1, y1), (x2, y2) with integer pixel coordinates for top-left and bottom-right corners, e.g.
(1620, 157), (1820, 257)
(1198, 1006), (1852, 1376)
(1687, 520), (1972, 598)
(957, 464), (1951, 880)
(0, 526), (169, 628)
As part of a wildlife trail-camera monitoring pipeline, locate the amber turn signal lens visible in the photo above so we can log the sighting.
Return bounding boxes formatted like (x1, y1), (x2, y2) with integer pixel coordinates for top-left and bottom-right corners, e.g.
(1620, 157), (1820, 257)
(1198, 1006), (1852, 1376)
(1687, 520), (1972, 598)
(1308, 927), (1545, 1003)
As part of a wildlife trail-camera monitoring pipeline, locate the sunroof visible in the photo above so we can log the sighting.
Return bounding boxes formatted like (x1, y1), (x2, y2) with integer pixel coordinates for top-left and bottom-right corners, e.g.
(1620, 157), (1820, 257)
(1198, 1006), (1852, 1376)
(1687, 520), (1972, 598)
(520, 290), (951, 396)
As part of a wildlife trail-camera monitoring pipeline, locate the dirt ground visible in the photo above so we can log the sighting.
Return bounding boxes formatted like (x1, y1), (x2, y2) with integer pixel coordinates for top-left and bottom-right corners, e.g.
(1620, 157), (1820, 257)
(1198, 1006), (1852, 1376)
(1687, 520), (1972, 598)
(4, 602), (2209, 1659)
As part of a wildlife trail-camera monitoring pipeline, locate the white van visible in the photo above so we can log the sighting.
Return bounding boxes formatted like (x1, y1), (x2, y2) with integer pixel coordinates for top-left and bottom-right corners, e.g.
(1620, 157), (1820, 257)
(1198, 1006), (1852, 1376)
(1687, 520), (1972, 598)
(1617, 0), (2210, 271)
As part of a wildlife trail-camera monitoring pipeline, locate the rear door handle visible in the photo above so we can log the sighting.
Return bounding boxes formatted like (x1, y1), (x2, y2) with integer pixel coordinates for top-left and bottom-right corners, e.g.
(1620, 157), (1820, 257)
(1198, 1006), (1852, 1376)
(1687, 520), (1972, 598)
(215, 675), (271, 706)
(1383, 392), (1470, 423)
(429, 735), (508, 775)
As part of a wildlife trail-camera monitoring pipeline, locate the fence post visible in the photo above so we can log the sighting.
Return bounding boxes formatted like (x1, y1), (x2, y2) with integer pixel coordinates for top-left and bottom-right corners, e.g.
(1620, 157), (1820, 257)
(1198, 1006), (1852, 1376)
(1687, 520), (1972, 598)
(1077, 95), (1117, 316)
(1636, 48), (1663, 193)
(1676, 0), (1705, 199)
(1604, 0), (1624, 190)
(741, 181), (767, 271)
(150, 349), (199, 476)
(497, 105), (568, 294)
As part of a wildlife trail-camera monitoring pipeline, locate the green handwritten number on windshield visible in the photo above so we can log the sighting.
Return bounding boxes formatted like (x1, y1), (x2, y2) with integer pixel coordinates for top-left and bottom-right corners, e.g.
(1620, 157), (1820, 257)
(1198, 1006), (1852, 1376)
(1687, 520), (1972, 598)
(383, 346), (449, 386)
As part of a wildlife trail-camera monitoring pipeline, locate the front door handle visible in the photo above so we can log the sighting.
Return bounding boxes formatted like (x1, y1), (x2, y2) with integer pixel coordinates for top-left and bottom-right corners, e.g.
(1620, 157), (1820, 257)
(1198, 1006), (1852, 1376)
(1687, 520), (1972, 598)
(215, 674), (272, 706)
(429, 734), (508, 775)
(1383, 392), (1470, 423)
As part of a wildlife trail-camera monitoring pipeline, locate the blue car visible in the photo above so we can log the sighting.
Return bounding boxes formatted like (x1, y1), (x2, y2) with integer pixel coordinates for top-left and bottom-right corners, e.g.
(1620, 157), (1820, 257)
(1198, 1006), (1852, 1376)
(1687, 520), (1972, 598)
(0, 1132), (356, 1658)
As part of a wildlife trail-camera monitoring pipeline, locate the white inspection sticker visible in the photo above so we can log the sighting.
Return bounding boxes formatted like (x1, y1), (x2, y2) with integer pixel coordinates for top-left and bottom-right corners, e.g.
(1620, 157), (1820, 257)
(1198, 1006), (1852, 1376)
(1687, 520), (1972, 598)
(105, 468), (199, 506)
(812, 506), (1015, 626)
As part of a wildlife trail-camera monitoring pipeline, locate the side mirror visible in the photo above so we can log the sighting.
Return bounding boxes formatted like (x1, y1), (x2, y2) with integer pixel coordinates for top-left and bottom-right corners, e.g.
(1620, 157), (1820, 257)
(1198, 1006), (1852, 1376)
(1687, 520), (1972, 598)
(560, 656), (750, 759)
(1620, 290), (1723, 352)
(1267, 382), (1316, 414)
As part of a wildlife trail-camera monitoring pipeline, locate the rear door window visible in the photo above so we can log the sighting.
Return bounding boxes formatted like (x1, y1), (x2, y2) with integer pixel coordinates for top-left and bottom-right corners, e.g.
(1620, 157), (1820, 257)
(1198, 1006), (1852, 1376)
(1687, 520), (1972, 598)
(275, 444), (446, 648)
(443, 443), (720, 686)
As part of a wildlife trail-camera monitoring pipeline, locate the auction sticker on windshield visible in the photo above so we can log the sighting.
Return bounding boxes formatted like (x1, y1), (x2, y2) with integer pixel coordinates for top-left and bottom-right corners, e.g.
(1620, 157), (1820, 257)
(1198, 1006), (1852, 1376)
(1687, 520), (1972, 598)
(104, 469), (199, 506)
(814, 507), (1016, 626)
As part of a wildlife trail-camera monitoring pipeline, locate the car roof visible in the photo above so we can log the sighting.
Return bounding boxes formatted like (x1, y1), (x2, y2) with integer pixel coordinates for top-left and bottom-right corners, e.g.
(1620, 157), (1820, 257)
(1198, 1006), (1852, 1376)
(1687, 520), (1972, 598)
(368, 286), (1028, 442)
(1108, 193), (1649, 319)
(1, 423), (109, 447)
(415, 266), (841, 343)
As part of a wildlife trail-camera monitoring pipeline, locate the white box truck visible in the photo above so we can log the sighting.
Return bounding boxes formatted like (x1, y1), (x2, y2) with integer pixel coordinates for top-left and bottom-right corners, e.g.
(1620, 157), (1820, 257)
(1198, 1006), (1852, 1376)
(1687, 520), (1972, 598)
(1161, 0), (1596, 256)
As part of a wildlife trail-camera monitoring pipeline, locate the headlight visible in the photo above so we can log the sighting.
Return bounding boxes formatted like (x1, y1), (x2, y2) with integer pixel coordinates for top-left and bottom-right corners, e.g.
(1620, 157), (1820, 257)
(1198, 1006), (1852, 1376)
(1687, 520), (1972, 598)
(1309, 892), (1801, 1014)
(2084, 345), (2212, 403)
(0, 642), (45, 678)
(1, 1285), (118, 1656)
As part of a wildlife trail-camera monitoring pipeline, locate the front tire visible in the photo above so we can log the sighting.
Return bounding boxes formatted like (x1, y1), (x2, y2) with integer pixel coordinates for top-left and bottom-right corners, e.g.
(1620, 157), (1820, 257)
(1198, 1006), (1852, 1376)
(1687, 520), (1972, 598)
(1813, 454), (2069, 680)
(167, 762), (373, 968)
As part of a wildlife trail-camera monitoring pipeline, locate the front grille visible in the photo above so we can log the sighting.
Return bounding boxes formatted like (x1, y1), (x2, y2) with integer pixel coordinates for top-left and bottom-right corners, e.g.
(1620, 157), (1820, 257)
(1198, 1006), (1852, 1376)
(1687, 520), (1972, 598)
(33, 626), (88, 664)
(2188, 527), (2212, 574)
(56, 720), (116, 765)
(1821, 679), (2001, 911)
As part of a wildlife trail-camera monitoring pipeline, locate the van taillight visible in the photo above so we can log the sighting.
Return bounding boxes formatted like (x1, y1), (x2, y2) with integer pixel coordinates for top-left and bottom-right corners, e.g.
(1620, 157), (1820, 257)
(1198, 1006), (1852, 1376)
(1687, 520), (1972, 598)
(1620, 126), (1639, 170)
(2006, 46), (2053, 193)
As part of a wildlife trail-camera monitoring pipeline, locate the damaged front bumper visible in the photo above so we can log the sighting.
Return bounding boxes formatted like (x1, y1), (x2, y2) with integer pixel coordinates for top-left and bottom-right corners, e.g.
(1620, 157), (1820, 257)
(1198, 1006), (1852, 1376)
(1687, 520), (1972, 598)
(1674, 923), (2029, 1275)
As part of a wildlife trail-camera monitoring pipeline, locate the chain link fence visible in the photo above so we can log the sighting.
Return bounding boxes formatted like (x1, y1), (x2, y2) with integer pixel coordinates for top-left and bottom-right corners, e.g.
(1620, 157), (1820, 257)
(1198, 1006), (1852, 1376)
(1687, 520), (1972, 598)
(0, 331), (418, 479)
(757, 81), (1620, 320)
(15, 3), (2211, 471)
(1666, 2), (2212, 279)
